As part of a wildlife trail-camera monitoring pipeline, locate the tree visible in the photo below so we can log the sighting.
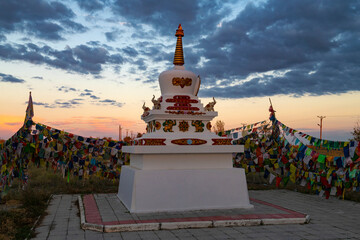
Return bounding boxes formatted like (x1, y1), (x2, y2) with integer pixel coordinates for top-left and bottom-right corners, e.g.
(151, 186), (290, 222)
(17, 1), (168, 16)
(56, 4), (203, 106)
(351, 121), (360, 141)
(212, 120), (225, 134)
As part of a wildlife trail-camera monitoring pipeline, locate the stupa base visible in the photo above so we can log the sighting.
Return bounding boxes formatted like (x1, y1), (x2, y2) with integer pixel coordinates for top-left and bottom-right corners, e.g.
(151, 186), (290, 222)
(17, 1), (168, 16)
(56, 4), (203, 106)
(117, 166), (253, 213)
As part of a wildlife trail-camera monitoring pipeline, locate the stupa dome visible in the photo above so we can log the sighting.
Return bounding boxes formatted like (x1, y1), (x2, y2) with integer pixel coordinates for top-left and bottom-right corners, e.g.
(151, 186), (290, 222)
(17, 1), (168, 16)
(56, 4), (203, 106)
(158, 24), (200, 96)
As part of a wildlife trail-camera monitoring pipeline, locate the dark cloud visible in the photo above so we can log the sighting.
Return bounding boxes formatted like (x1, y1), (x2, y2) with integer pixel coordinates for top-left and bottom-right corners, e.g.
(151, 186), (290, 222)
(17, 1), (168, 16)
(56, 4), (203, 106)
(0, 0), (86, 40)
(28, 99), (83, 108)
(142, 69), (160, 84)
(25, 21), (64, 40)
(122, 47), (138, 57)
(110, 0), (230, 39)
(33, 101), (51, 107)
(197, 0), (360, 98)
(51, 99), (84, 108)
(75, 0), (106, 12)
(134, 58), (147, 71)
(135, 41), (170, 64)
(0, 73), (25, 83)
(0, 43), (126, 75)
(29, 87), (123, 108)
(90, 95), (100, 99)
(32, 76), (43, 79)
(0, 34), (6, 42)
(99, 99), (124, 107)
(58, 86), (77, 92)
(105, 30), (120, 42)
(100, 99), (115, 103)
(87, 41), (114, 51)
(61, 19), (88, 33)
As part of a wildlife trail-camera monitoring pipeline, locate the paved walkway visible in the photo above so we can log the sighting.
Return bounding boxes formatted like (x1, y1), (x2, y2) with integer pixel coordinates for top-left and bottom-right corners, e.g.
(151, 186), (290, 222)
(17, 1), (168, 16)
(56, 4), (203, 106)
(80, 194), (307, 232)
(33, 190), (360, 239)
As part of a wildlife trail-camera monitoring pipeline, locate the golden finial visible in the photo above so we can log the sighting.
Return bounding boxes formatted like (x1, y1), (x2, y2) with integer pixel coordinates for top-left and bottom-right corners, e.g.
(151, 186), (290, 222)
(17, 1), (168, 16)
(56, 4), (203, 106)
(173, 24), (184, 66)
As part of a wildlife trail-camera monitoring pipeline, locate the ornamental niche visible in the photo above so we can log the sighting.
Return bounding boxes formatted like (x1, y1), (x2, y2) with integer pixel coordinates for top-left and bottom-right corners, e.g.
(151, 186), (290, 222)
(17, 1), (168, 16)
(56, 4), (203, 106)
(178, 120), (189, 132)
(172, 77), (192, 88)
(163, 120), (176, 132)
(192, 120), (204, 132)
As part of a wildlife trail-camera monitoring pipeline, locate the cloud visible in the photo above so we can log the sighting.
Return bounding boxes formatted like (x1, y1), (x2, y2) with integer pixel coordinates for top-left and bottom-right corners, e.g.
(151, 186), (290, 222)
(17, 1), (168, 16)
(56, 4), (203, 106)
(110, 0), (229, 39)
(26, 99), (83, 109)
(197, 0), (360, 98)
(58, 86), (77, 92)
(122, 47), (138, 57)
(4, 122), (22, 126)
(53, 86), (123, 107)
(90, 95), (100, 99)
(0, 42), (126, 75)
(0, 73), (25, 83)
(1, 0), (358, 100)
(98, 99), (124, 107)
(51, 98), (84, 108)
(0, 34), (6, 42)
(32, 76), (43, 79)
(75, 0), (106, 12)
(33, 101), (51, 108)
(105, 29), (120, 42)
(0, 0), (86, 40)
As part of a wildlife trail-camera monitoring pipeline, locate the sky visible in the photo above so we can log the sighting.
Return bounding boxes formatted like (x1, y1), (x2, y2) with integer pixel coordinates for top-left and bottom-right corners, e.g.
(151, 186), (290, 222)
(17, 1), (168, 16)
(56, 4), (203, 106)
(0, 0), (359, 141)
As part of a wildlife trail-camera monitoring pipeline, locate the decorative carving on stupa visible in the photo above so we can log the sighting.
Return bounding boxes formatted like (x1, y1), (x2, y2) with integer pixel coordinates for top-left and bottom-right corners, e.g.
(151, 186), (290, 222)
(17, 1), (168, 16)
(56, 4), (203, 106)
(142, 103), (150, 117)
(204, 97), (216, 111)
(172, 77), (192, 88)
(151, 95), (162, 110)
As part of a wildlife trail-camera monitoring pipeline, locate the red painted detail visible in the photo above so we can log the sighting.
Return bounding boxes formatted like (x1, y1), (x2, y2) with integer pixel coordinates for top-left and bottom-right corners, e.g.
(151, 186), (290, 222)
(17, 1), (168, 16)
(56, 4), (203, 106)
(171, 138), (207, 145)
(165, 95), (199, 111)
(167, 106), (199, 111)
(165, 95), (198, 103)
(212, 138), (232, 145)
(141, 138), (166, 146)
(165, 110), (206, 115)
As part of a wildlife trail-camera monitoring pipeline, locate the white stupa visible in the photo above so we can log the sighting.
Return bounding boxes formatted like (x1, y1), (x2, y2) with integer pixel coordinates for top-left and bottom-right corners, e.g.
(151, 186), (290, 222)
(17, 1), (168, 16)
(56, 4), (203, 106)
(118, 25), (252, 213)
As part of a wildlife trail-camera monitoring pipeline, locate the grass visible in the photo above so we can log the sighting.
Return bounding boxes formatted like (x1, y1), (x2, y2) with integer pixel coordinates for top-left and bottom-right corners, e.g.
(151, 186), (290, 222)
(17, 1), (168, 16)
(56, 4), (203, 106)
(0, 163), (119, 240)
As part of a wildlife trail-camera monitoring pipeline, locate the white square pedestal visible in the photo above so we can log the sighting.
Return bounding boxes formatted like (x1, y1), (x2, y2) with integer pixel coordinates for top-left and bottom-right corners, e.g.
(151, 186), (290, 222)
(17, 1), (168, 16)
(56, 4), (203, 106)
(118, 166), (253, 213)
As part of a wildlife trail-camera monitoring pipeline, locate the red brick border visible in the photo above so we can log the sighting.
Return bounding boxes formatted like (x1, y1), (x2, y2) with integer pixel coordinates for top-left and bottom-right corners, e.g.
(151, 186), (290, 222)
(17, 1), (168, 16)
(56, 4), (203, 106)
(83, 195), (306, 226)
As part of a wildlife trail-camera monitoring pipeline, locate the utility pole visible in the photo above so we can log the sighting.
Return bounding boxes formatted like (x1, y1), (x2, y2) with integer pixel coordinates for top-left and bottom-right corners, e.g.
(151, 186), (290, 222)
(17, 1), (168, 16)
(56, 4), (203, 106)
(119, 125), (122, 141)
(317, 116), (326, 139)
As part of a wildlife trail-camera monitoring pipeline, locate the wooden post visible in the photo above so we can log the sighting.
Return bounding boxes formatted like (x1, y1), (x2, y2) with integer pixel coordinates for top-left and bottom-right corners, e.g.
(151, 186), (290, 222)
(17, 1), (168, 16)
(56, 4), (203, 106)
(317, 116), (326, 139)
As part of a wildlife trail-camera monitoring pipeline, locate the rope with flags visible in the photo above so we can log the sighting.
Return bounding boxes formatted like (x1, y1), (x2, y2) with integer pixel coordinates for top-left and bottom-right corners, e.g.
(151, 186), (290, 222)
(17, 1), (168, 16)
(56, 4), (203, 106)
(0, 92), (127, 196)
(1, 93), (359, 199)
(232, 104), (360, 199)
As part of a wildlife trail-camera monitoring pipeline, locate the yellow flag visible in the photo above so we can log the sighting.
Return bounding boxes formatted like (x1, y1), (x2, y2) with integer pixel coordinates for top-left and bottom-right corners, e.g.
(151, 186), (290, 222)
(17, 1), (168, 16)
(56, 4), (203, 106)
(290, 164), (296, 174)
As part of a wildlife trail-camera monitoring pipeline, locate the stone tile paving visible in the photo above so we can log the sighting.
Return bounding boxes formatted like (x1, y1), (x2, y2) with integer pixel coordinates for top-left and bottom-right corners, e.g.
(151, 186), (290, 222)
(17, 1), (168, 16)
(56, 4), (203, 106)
(88, 193), (304, 226)
(33, 190), (360, 239)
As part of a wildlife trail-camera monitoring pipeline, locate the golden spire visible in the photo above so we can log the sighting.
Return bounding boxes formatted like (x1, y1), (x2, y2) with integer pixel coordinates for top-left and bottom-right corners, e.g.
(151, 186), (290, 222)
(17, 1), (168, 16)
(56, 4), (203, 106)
(173, 24), (184, 66)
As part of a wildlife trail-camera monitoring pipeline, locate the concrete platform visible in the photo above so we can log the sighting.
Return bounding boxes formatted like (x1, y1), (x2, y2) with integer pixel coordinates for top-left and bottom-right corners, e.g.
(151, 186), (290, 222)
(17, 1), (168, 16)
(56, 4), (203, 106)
(33, 190), (360, 240)
(79, 193), (309, 232)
